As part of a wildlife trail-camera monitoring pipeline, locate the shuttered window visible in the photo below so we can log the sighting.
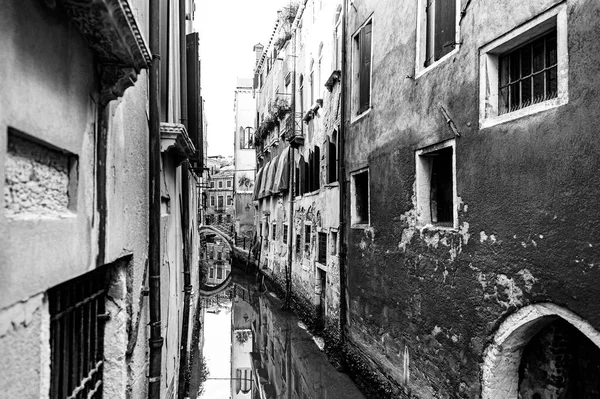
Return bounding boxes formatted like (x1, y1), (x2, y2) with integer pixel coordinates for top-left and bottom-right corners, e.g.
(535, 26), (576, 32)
(312, 146), (320, 192)
(425, 0), (456, 67)
(298, 156), (306, 195)
(49, 267), (109, 399)
(325, 135), (337, 183)
(354, 20), (373, 114)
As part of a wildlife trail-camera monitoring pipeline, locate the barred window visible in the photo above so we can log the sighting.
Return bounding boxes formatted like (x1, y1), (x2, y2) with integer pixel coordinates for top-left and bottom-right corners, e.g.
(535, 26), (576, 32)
(318, 232), (327, 264)
(499, 30), (557, 115)
(48, 267), (109, 399)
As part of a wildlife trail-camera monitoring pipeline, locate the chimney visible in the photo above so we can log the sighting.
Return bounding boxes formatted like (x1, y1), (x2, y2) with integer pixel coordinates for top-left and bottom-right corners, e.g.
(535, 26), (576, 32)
(253, 43), (264, 69)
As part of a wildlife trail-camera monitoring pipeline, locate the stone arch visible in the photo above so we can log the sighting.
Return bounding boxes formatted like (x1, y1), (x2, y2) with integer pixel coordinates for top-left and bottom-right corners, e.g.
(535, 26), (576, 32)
(481, 302), (600, 399)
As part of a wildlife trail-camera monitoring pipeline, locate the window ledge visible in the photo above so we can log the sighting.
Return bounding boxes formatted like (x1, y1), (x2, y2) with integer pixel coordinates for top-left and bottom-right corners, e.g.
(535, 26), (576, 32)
(415, 47), (460, 79)
(480, 97), (567, 129)
(418, 223), (458, 232)
(324, 182), (339, 189)
(351, 107), (372, 124)
(351, 223), (370, 230)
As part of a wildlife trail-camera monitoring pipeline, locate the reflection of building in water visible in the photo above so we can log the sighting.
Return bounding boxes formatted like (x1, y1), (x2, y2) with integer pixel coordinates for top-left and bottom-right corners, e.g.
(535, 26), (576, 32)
(250, 290), (365, 399)
(204, 235), (232, 286)
(231, 287), (256, 398)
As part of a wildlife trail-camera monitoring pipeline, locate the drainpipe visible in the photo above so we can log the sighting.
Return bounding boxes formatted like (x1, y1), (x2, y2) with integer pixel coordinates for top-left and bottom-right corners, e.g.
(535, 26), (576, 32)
(148, 0), (163, 396)
(339, 0), (348, 344)
(177, 1), (192, 397)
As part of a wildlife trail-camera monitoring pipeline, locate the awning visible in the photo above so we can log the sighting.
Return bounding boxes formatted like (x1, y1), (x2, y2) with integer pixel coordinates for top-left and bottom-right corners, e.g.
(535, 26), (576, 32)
(252, 167), (264, 200)
(264, 154), (280, 197)
(273, 147), (290, 194)
(258, 160), (272, 199)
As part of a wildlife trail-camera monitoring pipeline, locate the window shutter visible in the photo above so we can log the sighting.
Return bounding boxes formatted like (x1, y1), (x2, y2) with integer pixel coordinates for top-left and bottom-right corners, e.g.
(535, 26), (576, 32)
(298, 156), (306, 195)
(159, 0), (170, 121)
(324, 136), (330, 184)
(328, 137), (337, 183)
(359, 22), (372, 113)
(186, 32), (201, 164)
(435, 0), (456, 61)
(308, 151), (313, 192)
(313, 145), (321, 191)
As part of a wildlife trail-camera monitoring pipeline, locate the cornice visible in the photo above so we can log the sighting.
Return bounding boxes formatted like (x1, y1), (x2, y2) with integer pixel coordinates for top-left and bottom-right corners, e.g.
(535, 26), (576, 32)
(160, 123), (196, 163)
(51, 0), (151, 106)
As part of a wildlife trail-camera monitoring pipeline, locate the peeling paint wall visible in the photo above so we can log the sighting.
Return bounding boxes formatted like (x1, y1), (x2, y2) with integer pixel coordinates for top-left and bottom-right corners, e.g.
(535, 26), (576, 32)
(343, 0), (600, 397)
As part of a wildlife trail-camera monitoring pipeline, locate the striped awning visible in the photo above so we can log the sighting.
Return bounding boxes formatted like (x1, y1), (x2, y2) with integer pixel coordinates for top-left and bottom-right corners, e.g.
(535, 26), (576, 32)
(273, 147), (290, 194)
(264, 154), (280, 197)
(252, 167), (264, 200)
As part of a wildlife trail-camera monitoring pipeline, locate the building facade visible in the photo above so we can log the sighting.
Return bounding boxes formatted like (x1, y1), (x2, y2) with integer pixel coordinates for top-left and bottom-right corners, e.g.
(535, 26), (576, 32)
(252, 0), (344, 350)
(206, 160), (235, 235)
(233, 78), (257, 243)
(0, 1), (205, 398)
(342, 0), (600, 397)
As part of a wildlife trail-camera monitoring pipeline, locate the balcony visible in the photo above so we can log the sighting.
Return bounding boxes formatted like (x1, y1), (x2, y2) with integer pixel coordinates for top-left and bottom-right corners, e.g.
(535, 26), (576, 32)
(284, 112), (305, 147)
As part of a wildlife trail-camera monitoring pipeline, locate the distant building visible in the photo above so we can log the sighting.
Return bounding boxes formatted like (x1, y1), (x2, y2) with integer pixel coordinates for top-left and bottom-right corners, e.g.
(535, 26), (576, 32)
(206, 161), (235, 235)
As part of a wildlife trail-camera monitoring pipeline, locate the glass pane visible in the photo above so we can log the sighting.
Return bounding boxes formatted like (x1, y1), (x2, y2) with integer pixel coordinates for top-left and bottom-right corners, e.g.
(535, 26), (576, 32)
(521, 45), (532, 77)
(547, 66), (558, 97)
(533, 72), (545, 102)
(510, 82), (520, 111)
(509, 52), (520, 82)
(532, 39), (544, 72)
(522, 76), (532, 107)
(499, 55), (510, 87)
(499, 86), (510, 114)
(546, 35), (557, 67)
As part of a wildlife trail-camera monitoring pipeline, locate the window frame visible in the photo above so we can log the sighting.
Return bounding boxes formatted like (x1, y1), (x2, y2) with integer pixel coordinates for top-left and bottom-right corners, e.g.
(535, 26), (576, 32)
(317, 231), (327, 265)
(350, 168), (370, 228)
(415, 0), (461, 78)
(351, 17), (373, 121)
(415, 139), (457, 229)
(478, 3), (568, 128)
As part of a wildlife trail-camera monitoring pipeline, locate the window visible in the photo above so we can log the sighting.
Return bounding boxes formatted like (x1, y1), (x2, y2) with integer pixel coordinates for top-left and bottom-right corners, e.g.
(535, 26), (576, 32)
(217, 266), (222, 278)
(298, 75), (305, 130)
(416, 0), (459, 74)
(479, 4), (567, 127)
(350, 169), (370, 226)
(218, 181), (223, 188)
(227, 179), (232, 188)
(218, 196), (224, 209)
(352, 19), (372, 117)
(415, 140), (456, 228)
(226, 214), (231, 223)
(310, 60), (315, 105)
(318, 232), (327, 264)
(210, 181), (215, 188)
(318, 42), (323, 96)
(209, 267), (214, 279)
(227, 195), (233, 205)
(326, 132), (338, 183)
(283, 224), (288, 244)
(241, 127), (254, 149)
(272, 223), (277, 240)
(210, 196), (215, 207)
(304, 224), (311, 252)
(334, 6), (343, 70)
(49, 267), (108, 399)
(311, 146), (320, 192)
(295, 234), (301, 254)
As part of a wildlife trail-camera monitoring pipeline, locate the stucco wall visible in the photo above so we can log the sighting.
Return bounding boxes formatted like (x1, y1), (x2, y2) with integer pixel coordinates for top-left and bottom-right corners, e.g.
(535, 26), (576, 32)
(344, 0), (600, 397)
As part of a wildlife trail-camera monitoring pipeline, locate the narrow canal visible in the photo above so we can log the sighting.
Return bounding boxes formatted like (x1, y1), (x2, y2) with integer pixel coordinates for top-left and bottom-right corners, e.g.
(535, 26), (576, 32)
(188, 231), (365, 398)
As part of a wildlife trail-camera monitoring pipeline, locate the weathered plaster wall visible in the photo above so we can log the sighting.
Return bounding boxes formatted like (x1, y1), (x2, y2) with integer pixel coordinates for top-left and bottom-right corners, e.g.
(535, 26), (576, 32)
(344, 0), (600, 397)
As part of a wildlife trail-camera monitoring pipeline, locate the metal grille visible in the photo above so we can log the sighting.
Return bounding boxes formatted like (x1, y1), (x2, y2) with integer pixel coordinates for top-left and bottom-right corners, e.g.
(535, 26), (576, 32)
(499, 29), (558, 114)
(318, 232), (327, 264)
(49, 267), (109, 399)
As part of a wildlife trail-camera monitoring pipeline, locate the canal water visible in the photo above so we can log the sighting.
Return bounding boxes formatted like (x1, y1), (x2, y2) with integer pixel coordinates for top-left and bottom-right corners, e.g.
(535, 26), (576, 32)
(189, 238), (365, 399)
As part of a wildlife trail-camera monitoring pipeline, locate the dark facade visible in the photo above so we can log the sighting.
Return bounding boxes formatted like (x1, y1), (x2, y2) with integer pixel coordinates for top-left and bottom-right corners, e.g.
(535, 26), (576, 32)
(342, 0), (600, 397)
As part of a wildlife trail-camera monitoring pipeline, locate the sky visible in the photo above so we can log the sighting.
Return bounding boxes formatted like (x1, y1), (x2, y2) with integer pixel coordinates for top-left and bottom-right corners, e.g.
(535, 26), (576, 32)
(199, 305), (232, 399)
(195, 0), (295, 157)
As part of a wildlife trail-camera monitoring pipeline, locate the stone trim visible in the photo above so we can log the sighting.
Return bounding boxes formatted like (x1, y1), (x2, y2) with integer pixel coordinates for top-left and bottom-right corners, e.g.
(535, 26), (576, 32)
(51, 0), (152, 106)
(160, 123), (196, 163)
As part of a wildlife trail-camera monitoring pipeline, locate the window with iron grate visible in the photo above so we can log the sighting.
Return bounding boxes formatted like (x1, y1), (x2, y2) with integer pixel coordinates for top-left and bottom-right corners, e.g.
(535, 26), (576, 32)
(318, 232), (327, 264)
(499, 30), (557, 115)
(48, 266), (109, 399)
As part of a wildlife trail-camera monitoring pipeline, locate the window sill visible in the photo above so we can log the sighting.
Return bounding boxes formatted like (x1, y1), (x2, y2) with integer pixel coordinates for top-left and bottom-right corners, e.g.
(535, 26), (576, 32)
(415, 47), (459, 79)
(418, 223), (458, 232)
(351, 223), (370, 230)
(480, 97), (567, 129)
(324, 181), (339, 189)
(316, 262), (327, 270)
(351, 107), (372, 124)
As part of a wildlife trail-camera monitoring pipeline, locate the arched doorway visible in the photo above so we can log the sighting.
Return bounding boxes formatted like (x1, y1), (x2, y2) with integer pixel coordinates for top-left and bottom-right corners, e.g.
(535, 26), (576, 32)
(482, 303), (600, 399)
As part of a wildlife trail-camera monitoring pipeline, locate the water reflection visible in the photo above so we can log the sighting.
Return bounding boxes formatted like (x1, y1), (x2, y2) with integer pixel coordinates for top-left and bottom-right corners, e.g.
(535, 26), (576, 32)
(193, 273), (365, 399)
(203, 233), (232, 286)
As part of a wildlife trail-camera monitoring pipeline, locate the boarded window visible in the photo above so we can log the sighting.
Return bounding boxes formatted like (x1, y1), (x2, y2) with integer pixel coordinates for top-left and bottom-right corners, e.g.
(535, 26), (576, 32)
(313, 145), (321, 192)
(283, 224), (288, 244)
(49, 266), (109, 398)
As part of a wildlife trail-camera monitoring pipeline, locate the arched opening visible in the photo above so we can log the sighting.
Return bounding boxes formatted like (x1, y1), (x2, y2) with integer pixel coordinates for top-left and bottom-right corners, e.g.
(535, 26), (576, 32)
(482, 303), (600, 399)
